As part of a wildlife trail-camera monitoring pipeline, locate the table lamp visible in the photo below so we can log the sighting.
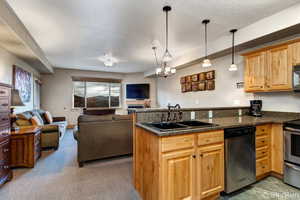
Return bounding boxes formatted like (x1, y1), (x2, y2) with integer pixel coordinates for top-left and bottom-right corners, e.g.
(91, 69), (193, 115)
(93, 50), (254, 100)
(10, 89), (25, 131)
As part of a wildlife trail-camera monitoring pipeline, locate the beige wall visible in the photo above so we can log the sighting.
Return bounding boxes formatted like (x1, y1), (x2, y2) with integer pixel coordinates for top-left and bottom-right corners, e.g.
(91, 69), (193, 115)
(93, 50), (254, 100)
(157, 54), (254, 108)
(0, 46), (40, 113)
(41, 69), (157, 124)
(157, 38), (300, 112)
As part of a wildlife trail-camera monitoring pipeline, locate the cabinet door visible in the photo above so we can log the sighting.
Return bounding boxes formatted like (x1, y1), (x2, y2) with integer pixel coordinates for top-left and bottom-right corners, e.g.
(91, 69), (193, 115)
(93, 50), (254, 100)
(290, 42), (300, 66)
(162, 149), (196, 200)
(197, 144), (224, 199)
(267, 45), (292, 91)
(244, 52), (266, 92)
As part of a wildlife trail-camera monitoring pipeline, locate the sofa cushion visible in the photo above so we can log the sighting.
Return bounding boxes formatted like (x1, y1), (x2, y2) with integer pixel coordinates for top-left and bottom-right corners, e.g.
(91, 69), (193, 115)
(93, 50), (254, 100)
(17, 111), (33, 120)
(44, 111), (53, 124)
(16, 119), (32, 126)
(31, 110), (45, 125)
(41, 124), (59, 133)
(31, 116), (43, 126)
(113, 115), (132, 121)
(78, 114), (113, 123)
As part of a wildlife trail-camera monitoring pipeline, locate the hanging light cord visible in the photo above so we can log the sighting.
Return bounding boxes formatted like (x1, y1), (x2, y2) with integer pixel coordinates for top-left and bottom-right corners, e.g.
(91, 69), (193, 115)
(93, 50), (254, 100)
(232, 31), (235, 64)
(205, 22), (208, 59)
(165, 9), (169, 52)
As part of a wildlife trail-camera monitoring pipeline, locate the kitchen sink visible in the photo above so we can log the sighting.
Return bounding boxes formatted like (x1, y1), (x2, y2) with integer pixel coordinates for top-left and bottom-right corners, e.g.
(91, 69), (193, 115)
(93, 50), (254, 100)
(177, 120), (214, 127)
(150, 122), (188, 130)
(144, 120), (218, 132)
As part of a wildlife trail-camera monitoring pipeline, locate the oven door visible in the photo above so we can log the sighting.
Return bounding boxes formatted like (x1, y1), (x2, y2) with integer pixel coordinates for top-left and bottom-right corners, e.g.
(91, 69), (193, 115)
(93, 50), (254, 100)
(284, 127), (300, 164)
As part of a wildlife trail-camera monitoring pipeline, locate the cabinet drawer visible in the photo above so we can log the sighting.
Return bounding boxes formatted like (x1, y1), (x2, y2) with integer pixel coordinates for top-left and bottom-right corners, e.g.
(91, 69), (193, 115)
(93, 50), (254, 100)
(256, 125), (271, 136)
(0, 86), (10, 97)
(256, 135), (269, 148)
(0, 140), (10, 164)
(256, 146), (269, 159)
(0, 113), (10, 126)
(161, 134), (195, 153)
(197, 130), (224, 146)
(0, 98), (9, 112)
(256, 157), (270, 177)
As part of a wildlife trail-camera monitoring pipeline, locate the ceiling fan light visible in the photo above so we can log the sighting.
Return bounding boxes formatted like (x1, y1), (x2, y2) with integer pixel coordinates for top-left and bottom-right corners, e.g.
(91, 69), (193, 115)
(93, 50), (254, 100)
(202, 59), (212, 68)
(229, 64), (238, 71)
(104, 60), (113, 67)
(171, 68), (176, 74)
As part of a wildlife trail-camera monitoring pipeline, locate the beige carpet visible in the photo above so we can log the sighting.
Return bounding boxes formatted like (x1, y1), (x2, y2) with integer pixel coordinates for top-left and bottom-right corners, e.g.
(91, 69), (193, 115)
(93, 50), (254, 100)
(0, 130), (140, 200)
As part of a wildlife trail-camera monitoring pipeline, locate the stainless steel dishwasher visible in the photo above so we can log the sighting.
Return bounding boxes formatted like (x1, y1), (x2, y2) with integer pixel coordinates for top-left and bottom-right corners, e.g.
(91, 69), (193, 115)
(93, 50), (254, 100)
(224, 126), (256, 193)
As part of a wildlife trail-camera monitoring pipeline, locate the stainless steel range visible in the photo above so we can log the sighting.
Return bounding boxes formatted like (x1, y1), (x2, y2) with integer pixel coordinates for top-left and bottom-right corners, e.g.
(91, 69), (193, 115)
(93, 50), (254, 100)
(284, 120), (300, 188)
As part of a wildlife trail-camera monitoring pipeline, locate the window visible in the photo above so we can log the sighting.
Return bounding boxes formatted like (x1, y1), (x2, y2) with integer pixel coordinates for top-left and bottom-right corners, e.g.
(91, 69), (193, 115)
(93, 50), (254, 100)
(73, 81), (121, 108)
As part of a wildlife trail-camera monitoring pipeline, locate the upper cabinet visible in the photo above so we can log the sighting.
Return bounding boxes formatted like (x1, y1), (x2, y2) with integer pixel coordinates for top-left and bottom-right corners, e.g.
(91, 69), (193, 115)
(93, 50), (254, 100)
(243, 40), (300, 92)
(244, 52), (266, 92)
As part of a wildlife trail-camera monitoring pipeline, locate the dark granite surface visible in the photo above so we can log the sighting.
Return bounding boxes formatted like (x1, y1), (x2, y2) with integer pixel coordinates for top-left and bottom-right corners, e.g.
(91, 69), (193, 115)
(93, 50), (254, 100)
(136, 115), (300, 137)
(130, 106), (249, 113)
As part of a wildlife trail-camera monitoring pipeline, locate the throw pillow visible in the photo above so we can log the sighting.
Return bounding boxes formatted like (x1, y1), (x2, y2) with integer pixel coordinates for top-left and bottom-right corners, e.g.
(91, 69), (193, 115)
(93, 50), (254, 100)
(44, 111), (53, 124)
(31, 116), (43, 126)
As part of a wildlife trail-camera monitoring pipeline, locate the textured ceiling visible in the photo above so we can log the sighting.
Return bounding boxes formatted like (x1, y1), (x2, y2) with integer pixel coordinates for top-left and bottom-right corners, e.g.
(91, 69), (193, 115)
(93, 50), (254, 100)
(7, 0), (300, 73)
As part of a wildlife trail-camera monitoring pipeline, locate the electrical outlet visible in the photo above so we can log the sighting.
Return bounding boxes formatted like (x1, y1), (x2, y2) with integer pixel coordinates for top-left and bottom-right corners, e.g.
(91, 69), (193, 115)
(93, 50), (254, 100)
(208, 110), (213, 119)
(191, 112), (195, 120)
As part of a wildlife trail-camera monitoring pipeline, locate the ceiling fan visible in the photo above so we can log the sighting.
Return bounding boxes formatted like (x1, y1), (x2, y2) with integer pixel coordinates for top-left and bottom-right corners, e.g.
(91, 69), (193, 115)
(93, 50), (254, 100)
(97, 53), (120, 67)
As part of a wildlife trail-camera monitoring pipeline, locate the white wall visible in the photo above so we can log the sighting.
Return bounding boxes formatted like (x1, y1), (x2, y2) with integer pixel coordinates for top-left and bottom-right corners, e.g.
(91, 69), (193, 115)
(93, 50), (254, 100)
(41, 69), (157, 124)
(157, 54), (254, 108)
(0, 46), (40, 112)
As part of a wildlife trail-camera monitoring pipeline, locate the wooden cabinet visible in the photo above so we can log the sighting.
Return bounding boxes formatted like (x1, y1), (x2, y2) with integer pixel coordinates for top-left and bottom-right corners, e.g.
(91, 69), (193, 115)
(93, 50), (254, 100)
(134, 128), (224, 200)
(197, 144), (224, 199)
(290, 41), (300, 65)
(162, 149), (196, 200)
(255, 124), (271, 179)
(10, 127), (41, 168)
(0, 83), (12, 187)
(266, 45), (292, 91)
(243, 39), (300, 92)
(270, 124), (284, 175)
(244, 52), (266, 92)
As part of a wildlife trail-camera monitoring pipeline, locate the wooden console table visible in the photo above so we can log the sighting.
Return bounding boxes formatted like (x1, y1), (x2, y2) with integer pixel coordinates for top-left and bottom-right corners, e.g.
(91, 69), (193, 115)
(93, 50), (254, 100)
(10, 127), (42, 168)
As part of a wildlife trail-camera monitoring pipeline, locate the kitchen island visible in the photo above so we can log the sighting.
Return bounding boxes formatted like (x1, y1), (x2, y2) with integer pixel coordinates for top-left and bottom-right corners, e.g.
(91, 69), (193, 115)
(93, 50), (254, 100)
(132, 109), (300, 200)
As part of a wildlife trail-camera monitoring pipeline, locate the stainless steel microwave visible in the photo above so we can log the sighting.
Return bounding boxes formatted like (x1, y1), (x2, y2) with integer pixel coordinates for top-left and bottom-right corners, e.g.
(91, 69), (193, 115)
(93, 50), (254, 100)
(293, 65), (300, 91)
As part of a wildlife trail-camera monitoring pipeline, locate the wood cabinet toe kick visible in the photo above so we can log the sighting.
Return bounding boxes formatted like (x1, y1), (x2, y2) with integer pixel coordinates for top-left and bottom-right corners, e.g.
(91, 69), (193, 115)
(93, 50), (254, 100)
(133, 122), (284, 200)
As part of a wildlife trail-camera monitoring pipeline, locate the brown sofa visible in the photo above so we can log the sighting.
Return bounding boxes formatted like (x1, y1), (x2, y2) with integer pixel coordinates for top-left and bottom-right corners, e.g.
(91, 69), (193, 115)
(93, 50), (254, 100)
(15, 109), (67, 150)
(74, 114), (133, 167)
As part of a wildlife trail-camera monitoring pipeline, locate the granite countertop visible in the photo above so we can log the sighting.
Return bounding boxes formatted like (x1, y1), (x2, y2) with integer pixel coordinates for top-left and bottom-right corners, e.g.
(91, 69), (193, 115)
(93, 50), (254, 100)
(129, 106), (249, 113)
(136, 115), (299, 137)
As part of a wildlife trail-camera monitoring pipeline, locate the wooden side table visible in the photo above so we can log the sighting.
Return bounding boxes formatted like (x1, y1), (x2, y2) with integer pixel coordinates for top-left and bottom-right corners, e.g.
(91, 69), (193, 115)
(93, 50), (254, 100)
(10, 126), (42, 168)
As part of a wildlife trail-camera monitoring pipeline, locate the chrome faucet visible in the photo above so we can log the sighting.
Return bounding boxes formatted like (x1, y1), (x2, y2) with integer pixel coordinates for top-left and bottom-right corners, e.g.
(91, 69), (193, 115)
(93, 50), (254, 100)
(162, 104), (182, 122)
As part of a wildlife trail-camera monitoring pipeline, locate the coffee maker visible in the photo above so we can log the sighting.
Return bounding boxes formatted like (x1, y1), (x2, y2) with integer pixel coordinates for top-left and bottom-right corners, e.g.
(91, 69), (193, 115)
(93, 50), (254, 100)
(249, 100), (262, 117)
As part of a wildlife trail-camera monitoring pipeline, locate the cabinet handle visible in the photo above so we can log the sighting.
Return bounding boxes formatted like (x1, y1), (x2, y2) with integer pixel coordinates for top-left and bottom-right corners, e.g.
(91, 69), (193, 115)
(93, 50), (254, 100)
(3, 148), (9, 152)
(192, 155), (196, 159)
(0, 91), (5, 94)
(1, 103), (8, 107)
(200, 154), (203, 157)
(0, 165), (9, 169)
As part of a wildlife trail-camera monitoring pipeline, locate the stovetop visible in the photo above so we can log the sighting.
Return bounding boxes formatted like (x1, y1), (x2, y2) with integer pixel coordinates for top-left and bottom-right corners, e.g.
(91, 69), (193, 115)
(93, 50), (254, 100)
(284, 119), (300, 129)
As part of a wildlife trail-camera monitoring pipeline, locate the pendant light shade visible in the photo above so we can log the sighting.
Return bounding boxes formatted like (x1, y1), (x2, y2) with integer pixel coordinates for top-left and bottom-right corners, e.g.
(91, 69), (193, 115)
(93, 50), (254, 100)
(154, 5), (176, 77)
(229, 29), (238, 71)
(202, 19), (211, 68)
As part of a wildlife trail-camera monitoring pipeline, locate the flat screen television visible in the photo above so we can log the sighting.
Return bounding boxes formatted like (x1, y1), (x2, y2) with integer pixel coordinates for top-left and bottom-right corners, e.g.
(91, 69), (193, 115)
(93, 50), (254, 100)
(126, 84), (150, 99)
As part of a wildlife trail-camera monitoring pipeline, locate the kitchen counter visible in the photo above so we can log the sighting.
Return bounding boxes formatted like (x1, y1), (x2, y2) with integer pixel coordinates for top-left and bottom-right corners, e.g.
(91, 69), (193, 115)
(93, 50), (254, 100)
(136, 115), (299, 136)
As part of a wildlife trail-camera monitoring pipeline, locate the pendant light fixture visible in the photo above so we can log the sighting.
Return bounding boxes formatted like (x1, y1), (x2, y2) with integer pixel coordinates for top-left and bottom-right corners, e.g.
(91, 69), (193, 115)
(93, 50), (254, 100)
(202, 19), (212, 68)
(154, 5), (176, 77)
(229, 29), (238, 71)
